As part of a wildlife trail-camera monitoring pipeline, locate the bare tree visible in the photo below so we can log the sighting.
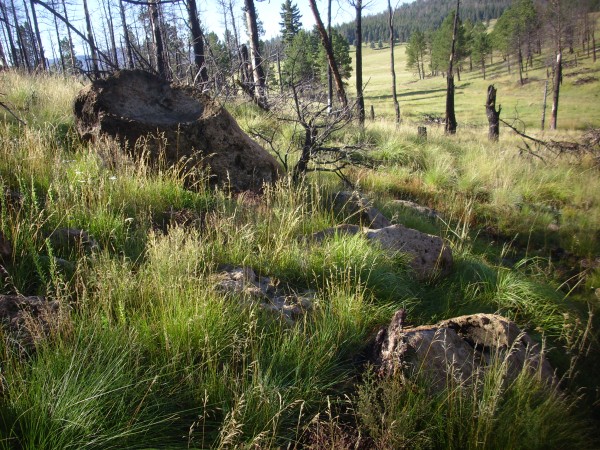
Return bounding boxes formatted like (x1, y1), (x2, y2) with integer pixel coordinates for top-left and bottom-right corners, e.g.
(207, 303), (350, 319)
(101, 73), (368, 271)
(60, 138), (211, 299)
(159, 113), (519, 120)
(186, 0), (208, 84)
(29, 0), (46, 69)
(82, 0), (100, 76)
(388, 0), (400, 124)
(349, 0), (365, 126)
(308, 0), (347, 108)
(244, 0), (266, 106)
(445, 0), (460, 135)
(0, 1), (20, 68)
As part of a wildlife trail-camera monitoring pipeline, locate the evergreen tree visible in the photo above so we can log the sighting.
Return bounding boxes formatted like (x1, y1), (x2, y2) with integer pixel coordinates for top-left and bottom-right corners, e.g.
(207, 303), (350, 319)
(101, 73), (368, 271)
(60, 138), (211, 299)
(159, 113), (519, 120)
(279, 0), (302, 45)
(406, 29), (427, 78)
(430, 11), (467, 75)
(470, 22), (492, 79)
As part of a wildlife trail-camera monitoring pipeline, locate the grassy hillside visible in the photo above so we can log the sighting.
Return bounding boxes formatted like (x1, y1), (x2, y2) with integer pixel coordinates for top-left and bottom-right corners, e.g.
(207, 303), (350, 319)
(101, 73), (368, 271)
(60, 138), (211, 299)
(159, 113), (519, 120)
(0, 64), (598, 448)
(354, 37), (600, 130)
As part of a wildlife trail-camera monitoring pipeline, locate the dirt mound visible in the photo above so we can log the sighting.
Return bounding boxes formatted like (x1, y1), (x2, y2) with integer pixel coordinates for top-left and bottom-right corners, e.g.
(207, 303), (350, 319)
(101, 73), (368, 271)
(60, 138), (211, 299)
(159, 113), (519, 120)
(74, 70), (281, 192)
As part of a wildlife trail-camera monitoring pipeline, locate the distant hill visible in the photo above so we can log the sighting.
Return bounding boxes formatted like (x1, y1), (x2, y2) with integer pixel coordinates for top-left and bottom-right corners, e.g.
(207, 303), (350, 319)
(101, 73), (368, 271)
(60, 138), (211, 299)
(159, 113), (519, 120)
(336, 0), (512, 44)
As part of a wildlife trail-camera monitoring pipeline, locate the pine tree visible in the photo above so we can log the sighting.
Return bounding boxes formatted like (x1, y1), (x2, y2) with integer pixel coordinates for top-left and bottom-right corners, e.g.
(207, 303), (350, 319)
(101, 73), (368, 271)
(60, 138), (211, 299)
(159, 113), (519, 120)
(279, 0), (302, 46)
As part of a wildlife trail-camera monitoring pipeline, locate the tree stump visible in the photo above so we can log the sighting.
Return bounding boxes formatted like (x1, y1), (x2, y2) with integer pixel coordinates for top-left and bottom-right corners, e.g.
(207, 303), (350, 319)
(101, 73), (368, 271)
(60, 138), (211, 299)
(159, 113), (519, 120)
(418, 126), (427, 140)
(486, 85), (501, 142)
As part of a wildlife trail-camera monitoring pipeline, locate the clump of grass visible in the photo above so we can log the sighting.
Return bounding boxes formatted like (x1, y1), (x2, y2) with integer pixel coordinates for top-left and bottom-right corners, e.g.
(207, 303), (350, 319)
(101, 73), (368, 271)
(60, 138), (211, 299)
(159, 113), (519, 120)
(356, 356), (592, 450)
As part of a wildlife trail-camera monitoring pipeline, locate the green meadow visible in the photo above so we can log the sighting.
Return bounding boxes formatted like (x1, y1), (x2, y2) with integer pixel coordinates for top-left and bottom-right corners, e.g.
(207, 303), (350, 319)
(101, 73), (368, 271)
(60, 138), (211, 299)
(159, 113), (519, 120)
(0, 21), (599, 447)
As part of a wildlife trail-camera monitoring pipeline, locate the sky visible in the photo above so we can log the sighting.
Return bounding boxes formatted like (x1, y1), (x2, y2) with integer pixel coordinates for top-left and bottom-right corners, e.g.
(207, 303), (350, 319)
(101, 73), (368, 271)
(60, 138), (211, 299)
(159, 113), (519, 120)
(201, 0), (412, 40)
(33, 0), (412, 59)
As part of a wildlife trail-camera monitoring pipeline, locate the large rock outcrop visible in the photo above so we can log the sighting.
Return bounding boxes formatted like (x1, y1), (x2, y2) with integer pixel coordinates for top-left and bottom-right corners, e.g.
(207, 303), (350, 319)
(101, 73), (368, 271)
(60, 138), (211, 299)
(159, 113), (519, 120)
(371, 311), (556, 390)
(74, 70), (281, 192)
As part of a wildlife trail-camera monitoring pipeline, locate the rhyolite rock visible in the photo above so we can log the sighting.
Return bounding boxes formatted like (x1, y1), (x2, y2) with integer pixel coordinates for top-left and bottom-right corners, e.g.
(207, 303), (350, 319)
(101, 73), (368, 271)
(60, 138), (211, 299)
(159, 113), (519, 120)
(371, 311), (556, 390)
(212, 265), (313, 323)
(0, 295), (62, 351)
(310, 223), (453, 279)
(74, 70), (281, 192)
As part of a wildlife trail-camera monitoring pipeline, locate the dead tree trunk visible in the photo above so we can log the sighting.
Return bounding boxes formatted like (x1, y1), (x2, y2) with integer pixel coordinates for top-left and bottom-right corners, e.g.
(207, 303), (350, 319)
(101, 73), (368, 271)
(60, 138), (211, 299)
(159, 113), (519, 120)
(29, 0), (47, 70)
(103, 0), (119, 68)
(445, 0), (460, 135)
(82, 0), (100, 77)
(308, 0), (348, 108)
(187, 0), (208, 84)
(388, 0), (400, 125)
(486, 85), (501, 141)
(327, 0), (333, 113)
(355, 0), (365, 126)
(244, 0), (267, 107)
(62, 0), (76, 71)
(13, 0), (31, 71)
(0, 1), (20, 68)
(550, 51), (562, 130)
(118, 0), (134, 69)
(148, 0), (167, 79)
(541, 79), (548, 130)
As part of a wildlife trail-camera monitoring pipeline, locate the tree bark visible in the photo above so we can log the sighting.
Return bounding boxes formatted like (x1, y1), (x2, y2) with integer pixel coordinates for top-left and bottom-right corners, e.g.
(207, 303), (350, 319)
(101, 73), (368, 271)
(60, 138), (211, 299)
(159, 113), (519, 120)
(118, 0), (134, 68)
(62, 0), (77, 71)
(541, 79), (548, 130)
(29, 0), (46, 69)
(308, 0), (347, 108)
(445, 0), (460, 135)
(550, 51), (562, 130)
(187, 0), (208, 84)
(148, 0), (167, 78)
(485, 85), (500, 141)
(388, 0), (399, 124)
(244, 0), (267, 106)
(51, 3), (65, 73)
(0, 1), (20, 67)
(13, 0), (31, 71)
(82, 0), (100, 77)
(327, 0), (333, 113)
(103, 0), (119, 68)
(355, 0), (365, 126)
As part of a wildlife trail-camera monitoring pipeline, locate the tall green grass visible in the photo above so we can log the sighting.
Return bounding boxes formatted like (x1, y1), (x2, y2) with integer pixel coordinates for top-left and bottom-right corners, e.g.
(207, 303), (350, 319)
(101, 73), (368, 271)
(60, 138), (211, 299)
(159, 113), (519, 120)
(0, 70), (596, 448)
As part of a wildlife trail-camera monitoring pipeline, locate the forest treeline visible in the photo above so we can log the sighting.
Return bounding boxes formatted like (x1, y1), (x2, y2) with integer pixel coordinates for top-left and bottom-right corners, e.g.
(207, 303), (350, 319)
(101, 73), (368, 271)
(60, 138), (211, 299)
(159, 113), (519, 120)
(336, 0), (513, 44)
(0, 0), (599, 130)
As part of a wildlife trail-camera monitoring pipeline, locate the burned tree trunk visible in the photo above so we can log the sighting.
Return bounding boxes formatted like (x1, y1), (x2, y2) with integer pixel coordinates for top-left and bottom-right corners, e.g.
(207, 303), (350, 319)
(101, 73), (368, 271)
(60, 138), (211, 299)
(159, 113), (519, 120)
(187, 0), (208, 84)
(388, 0), (400, 125)
(0, 1), (20, 68)
(148, 0), (167, 79)
(308, 0), (348, 108)
(445, 0), (460, 135)
(550, 52), (562, 130)
(355, 0), (365, 126)
(244, 0), (267, 107)
(118, 0), (134, 69)
(486, 85), (501, 141)
(82, 0), (100, 77)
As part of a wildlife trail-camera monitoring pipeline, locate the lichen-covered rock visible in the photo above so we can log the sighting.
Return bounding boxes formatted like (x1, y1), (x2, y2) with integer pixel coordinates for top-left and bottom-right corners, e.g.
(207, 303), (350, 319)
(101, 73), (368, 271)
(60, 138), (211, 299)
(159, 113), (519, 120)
(309, 223), (452, 279)
(0, 295), (63, 351)
(365, 225), (453, 279)
(371, 312), (556, 390)
(74, 70), (281, 192)
(212, 265), (313, 323)
(331, 191), (391, 229)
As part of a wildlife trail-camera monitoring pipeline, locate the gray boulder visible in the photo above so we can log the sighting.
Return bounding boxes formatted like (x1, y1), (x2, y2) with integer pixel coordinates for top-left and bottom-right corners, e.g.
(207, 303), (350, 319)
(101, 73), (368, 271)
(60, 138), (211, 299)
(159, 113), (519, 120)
(371, 311), (556, 391)
(365, 225), (452, 279)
